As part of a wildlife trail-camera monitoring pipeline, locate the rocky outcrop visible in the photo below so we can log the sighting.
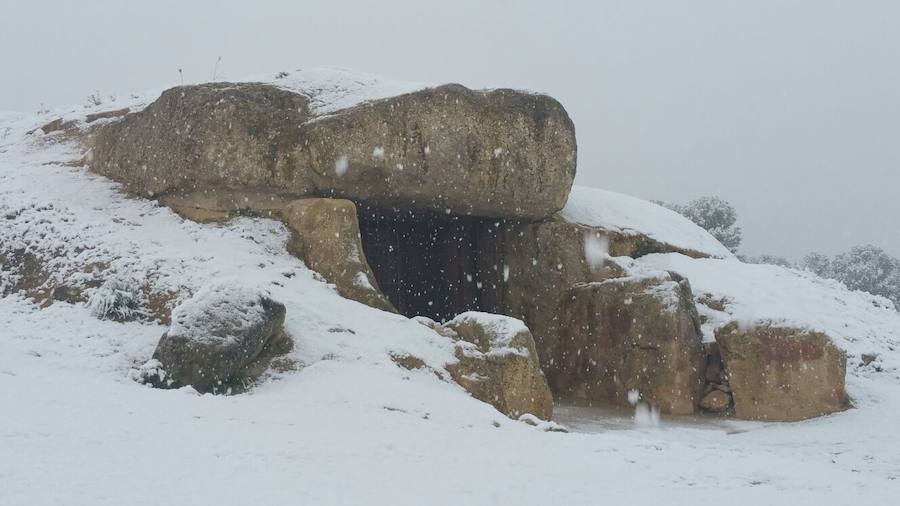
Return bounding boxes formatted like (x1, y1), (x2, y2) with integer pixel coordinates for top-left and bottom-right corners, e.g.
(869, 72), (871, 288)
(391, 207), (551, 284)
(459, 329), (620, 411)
(489, 220), (630, 375)
(282, 198), (395, 312)
(87, 82), (576, 220)
(555, 273), (706, 415)
(433, 312), (553, 420)
(485, 216), (720, 380)
(716, 323), (849, 421)
(149, 283), (291, 393)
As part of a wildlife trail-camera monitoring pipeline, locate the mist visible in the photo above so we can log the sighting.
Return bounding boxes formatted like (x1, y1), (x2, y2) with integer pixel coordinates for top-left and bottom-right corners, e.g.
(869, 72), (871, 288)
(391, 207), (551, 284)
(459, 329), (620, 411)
(3, 0), (897, 258)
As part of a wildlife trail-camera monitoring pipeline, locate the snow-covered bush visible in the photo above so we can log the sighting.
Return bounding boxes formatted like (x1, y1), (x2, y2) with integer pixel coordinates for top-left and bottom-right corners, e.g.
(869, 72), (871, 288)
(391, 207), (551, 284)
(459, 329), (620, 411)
(800, 252), (832, 277)
(87, 276), (150, 321)
(742, 254), (794, 268)
(800, 245), (900, 310)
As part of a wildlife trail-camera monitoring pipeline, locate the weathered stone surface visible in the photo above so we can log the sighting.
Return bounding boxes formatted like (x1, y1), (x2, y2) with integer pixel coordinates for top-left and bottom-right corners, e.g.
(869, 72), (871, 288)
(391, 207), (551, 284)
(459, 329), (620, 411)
(485, 216), (720, 381)
(159, 189), (297, 223)
(87, 82), (576, 220)
(442, 311), (553, 420)
(85, 107), (130, 123)
(555, 274), (706, 415)
(486, 220), (629, 377)
(700, 390), (732, 413)
(716, 323), (849, 421)
(282, 198), (395, 312)
(151, 283), (289, 393)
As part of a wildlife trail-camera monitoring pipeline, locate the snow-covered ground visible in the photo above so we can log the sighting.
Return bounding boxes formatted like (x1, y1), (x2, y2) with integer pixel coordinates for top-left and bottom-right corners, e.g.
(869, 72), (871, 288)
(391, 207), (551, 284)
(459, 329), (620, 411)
(2, 88), (900, 504)
(562, 185), (735, 259)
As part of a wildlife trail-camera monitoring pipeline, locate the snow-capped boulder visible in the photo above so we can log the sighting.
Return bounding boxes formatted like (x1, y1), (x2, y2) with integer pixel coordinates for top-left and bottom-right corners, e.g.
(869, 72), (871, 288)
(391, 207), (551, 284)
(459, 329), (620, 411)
(150, 282), (290, 394)
(555, 273), (706, 415)
(716, 323), (849, 421)
(441, 312), (554, 421)
(282, 198), (395, 313)
(86, 74), (576, 220)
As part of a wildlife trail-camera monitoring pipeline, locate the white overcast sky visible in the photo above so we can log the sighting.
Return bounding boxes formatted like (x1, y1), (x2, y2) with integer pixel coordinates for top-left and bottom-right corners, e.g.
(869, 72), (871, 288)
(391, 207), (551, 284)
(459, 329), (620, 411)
(3, 0), (898, 259)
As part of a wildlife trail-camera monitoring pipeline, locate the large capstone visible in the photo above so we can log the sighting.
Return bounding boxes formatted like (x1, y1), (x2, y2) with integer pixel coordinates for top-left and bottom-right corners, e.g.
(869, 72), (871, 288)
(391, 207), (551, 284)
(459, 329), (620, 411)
(87, 82), (576, 220)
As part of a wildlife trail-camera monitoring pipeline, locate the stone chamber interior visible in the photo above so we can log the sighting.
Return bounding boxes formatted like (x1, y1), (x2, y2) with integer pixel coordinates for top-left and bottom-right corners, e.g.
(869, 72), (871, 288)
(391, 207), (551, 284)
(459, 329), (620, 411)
(356, 204), (508, 322)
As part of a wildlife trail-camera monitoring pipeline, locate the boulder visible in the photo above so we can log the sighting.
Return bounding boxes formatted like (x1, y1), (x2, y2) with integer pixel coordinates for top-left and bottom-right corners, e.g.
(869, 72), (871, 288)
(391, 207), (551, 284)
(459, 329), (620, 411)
(281, 198), (395, 312)
(485, 216), (721, 380)
(150, 282), (290, 393)
(699, 390), (732, 413)
(555, 273), (706, 415)
(442, 312), (554, 420)
(87, 82), (576, 220)
(715, 323), (849, 421)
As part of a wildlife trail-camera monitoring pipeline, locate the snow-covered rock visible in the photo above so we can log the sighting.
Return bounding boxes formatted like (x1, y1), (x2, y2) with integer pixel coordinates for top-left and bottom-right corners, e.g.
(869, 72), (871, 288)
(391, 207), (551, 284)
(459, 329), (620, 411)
(151, 282), (288, 393)
(442, 312), (554, 420)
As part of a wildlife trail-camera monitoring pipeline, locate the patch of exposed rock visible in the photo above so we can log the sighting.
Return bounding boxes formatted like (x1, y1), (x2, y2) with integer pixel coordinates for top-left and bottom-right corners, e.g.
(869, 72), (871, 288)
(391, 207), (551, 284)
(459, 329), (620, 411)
(282, 198), (395, 312)
(716, 323), (849, 421)
(555, 273), (706, 415)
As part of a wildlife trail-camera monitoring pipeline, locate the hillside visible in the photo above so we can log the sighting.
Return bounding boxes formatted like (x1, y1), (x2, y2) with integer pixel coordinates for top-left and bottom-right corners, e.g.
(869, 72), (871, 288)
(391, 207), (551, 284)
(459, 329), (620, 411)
(2, 70), (899, 505)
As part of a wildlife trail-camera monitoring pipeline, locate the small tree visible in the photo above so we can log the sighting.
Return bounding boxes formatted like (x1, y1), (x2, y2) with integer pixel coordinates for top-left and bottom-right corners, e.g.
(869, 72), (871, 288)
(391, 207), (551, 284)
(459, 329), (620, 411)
(658, 196), (743, 253)
(743, 254), (793, 268)
(829, 245), (900, 307)
(800, 252), (832, 277)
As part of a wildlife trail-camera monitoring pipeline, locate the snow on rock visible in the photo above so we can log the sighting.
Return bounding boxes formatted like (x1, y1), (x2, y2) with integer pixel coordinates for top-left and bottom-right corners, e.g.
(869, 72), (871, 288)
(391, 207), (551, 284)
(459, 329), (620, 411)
(261, 67), (429, 116)
(167, 280), (273, 344)
(561, 185), (734, 259)
(446, 311), (531, 355)
(638, 253), (900, 375)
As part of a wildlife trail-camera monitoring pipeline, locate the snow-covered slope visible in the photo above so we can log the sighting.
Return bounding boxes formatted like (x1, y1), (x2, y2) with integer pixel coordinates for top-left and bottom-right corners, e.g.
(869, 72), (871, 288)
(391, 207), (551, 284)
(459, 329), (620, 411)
(637, 253), (900, 375)
(3, 81), (900, 504)
(10, 67), (430, 136)
(561, 185), (735, 259)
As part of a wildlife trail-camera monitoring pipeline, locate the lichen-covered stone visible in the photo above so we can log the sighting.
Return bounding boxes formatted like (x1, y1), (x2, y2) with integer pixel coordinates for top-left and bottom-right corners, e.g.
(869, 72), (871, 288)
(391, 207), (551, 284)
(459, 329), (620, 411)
(555, 274), (706, 415)
(716, 323), (849, 421)
(442, 312), (553, 420)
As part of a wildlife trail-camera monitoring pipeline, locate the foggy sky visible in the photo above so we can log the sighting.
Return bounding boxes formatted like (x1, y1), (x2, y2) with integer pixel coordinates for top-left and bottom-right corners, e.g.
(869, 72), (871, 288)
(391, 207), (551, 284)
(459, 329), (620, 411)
(3, 0), (898, 259)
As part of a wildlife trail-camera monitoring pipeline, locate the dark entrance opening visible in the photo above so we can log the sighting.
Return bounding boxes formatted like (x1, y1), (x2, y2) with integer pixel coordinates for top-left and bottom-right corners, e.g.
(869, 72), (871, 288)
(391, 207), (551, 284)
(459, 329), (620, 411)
(356, 205), (505, 322)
